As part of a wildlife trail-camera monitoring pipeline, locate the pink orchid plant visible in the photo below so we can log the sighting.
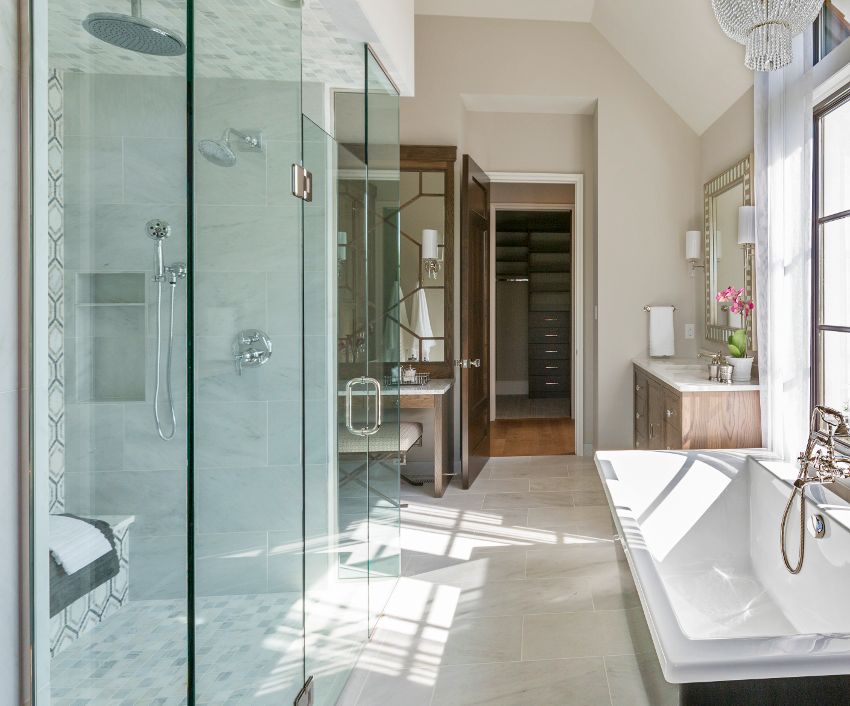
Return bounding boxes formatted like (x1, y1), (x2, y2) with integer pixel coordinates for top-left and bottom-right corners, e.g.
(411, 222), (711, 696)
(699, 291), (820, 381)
(715, 286), (754, 358)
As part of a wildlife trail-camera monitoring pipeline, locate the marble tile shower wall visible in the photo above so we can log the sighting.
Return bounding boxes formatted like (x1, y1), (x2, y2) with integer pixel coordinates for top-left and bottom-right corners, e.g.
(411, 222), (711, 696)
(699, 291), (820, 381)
(62, 71), (316, 599)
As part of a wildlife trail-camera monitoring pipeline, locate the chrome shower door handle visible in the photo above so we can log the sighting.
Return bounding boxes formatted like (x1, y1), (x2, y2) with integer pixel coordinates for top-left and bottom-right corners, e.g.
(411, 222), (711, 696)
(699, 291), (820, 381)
(363, 377), (383, 436)
(345, 377), (383, 436)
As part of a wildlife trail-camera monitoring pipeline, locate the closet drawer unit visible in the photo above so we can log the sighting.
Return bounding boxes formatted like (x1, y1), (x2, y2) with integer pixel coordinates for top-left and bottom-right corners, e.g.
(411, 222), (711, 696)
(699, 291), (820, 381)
(529, 358), (569, 376)
(529, 343), (569, 359)
(529, 376), (569, 395)
(528, 327), (569, 344)
(529, 311), (569, 328)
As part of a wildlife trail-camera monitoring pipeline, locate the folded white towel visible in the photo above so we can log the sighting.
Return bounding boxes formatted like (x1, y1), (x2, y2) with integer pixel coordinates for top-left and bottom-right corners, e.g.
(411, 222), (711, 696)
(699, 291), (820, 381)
(50, 514), (112, 575)
(648, 306), (675, 357)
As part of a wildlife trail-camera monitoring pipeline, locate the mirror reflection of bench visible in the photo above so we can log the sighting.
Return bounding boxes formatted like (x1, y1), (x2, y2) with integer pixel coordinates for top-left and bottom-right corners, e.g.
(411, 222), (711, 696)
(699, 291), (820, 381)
(50, 514), (134, 656)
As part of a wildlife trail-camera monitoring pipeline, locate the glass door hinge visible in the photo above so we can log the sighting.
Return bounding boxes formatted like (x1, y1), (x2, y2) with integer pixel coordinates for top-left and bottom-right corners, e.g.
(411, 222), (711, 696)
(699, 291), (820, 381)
(291, 163), (313, 202)
(294, 676), (314, 706)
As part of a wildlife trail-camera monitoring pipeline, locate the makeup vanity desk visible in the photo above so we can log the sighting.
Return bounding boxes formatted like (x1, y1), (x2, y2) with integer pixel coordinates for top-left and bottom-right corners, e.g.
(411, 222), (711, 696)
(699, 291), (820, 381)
(397, 379), (453, 498)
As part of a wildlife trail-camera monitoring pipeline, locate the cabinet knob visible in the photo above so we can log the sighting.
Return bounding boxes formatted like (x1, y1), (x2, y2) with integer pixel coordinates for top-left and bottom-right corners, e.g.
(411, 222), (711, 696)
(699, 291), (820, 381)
(666, 446), (671, 450)
(635, 412), (641, 419)
(636, 440), (641, 448)
(635, 384), (642, 392)
(665, 409), (674, 418)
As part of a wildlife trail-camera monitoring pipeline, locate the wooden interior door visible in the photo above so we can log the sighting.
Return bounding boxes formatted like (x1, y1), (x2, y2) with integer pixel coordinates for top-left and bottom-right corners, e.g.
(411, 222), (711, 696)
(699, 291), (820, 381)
(459, 154), (491, 488)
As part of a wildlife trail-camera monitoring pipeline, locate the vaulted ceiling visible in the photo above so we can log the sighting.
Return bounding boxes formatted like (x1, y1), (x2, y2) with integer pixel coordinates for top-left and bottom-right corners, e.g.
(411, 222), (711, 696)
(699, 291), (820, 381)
(414, 0), (755, 135)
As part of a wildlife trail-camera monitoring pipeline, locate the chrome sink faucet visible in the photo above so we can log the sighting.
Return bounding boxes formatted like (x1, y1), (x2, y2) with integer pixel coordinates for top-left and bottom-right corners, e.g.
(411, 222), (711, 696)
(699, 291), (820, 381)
(781, 405), (850, 574)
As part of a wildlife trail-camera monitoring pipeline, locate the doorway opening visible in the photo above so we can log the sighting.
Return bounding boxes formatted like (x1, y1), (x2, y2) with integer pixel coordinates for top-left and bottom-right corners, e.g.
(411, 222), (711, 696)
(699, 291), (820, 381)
(491, 207), (574, 455)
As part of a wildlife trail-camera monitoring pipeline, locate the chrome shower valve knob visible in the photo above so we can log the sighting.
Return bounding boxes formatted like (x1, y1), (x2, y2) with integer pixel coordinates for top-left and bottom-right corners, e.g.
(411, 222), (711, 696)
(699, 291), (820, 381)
(233, 329), (273, 375)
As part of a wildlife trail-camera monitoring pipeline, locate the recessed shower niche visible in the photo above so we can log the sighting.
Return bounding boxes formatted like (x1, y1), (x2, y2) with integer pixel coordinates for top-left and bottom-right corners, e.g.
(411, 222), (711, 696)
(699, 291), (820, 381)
(73, 272), (146, 402)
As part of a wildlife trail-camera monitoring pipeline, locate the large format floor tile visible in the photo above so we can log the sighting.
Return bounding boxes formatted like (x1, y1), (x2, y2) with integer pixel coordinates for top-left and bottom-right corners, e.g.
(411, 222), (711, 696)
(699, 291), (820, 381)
(340, 454), (675, 706)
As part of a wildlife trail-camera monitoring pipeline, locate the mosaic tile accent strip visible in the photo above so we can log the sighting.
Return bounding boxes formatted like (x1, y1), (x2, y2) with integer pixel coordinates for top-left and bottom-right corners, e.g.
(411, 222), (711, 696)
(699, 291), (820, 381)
(48, 0), (363, 89)
(47, 67), (65, 513)
(50, 517), (132, 657)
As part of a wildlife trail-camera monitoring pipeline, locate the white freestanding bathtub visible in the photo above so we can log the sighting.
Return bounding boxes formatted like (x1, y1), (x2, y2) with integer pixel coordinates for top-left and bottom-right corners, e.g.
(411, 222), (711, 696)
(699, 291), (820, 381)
(594, 450), (850, 691)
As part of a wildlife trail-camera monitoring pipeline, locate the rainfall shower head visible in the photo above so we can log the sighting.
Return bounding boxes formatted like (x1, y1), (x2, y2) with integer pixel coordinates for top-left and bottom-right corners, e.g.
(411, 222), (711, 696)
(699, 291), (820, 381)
(198, 128), (263, 168)
(198, 138), (238, 168)
(83, 0), (186, 57)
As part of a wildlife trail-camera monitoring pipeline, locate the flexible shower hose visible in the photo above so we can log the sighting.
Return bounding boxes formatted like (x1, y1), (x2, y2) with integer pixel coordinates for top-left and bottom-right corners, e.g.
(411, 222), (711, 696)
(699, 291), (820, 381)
(153, 279), (178, 441)
(780, 472), (806, 574)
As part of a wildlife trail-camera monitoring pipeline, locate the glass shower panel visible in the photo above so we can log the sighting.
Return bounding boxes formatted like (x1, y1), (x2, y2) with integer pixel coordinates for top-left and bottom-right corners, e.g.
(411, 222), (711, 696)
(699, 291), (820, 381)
(303, 112), (371, 705)
(37, 0), (190, 702)
(365, 49), (402, 631)
(192, 1), (305, 703)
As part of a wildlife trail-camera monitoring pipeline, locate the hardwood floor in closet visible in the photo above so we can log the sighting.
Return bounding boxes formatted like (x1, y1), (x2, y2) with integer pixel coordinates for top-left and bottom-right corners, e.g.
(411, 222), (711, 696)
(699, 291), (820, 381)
(490, 417), (575, 456)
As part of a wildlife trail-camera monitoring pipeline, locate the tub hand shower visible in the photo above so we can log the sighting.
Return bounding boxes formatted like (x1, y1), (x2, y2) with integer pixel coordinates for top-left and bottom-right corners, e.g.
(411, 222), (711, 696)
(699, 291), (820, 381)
(781, 405), (850, 573)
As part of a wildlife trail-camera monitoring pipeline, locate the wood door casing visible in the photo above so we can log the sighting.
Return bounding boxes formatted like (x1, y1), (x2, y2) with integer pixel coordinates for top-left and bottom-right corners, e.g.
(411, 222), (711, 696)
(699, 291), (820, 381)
(460, 154), (490, 488)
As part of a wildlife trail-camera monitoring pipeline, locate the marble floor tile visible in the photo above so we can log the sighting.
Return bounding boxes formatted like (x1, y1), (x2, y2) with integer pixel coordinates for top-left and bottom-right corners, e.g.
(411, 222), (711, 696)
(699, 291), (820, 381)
(522, 608), (651, 660)
(441, 615), (524, 664)
(526, 543), (624, 581)
(431, 658), (611, 706)
(525, 505), (616, 529)
(605, 653), (679, 706)
(529, 475), (603, 492)
(481, 491), (575, 509)
(454, 577), (593, 618)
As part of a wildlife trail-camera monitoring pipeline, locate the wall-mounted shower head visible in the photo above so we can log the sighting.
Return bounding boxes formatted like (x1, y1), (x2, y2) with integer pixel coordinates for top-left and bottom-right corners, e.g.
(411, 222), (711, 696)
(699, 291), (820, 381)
(198, 138), (238, 168)
(147, 219), (171, 240)
(198, 128), (264, 168)
(83, 0), (186, 57)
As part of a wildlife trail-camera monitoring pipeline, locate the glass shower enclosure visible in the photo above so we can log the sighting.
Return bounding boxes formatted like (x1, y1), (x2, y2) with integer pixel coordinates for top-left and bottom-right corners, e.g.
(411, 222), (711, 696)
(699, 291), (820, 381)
(29, 1), (400, 703)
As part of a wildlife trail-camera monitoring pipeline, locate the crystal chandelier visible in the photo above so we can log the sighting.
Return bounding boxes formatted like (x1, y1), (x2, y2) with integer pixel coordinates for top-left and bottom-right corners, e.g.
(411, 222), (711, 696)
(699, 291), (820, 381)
(712, 0), (824, 71)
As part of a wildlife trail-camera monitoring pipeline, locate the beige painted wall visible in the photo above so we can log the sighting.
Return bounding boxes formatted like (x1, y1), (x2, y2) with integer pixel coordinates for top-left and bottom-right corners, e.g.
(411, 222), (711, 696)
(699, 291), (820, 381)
(491, 182), (575, 204)
(401, 15), (701, 452)
(695, 87), (755, 352)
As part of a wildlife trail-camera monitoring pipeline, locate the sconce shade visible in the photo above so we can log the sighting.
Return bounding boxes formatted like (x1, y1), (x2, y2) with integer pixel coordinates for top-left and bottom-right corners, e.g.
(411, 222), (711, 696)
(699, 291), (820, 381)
(421, 229), (439, 260)
(738, 205), (756, 245)
(685, 230), (702, 260)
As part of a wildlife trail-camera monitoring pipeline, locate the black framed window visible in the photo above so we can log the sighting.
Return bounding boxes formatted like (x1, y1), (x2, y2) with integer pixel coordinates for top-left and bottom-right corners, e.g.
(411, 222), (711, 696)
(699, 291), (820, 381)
(815, 1), (850, 64)
(813, 86), (850, 417)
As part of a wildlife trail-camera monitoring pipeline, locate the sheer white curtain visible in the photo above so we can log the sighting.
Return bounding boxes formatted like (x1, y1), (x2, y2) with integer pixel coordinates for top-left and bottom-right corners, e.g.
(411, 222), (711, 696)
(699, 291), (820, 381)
(754, 34), (813, 461)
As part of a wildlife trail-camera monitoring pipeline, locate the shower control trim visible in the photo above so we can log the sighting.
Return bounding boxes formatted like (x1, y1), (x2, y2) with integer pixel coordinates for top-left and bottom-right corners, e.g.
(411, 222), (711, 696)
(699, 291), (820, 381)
(233, 329), (273, 376)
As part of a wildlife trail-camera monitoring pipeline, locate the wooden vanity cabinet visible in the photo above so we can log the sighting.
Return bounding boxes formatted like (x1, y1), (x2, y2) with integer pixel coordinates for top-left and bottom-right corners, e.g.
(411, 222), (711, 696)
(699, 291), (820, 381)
(633, 364), (761, 450)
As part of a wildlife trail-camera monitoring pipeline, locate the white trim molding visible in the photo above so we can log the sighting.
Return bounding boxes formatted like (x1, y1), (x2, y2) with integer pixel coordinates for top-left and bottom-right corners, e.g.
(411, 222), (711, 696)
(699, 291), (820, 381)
(487, 172), (585, 456)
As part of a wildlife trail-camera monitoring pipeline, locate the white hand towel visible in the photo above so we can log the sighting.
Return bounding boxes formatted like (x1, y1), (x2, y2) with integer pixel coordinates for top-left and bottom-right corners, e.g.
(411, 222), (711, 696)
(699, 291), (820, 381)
(397, 283), (417, 361)
(50, 514), (113, 575)
(410, 288), (436, 361)
(648, 306), (675, 357)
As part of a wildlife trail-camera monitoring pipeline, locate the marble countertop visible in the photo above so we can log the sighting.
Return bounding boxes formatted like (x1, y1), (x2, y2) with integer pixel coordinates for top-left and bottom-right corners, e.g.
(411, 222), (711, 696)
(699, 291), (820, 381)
(633, 357), (760, 393)
(398, 378), (452, 395)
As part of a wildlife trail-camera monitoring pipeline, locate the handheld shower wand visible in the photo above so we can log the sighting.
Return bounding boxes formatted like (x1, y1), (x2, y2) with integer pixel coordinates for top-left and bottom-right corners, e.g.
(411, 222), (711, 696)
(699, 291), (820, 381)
(147, 219), (186, 441)
(148, 218), (169, 281)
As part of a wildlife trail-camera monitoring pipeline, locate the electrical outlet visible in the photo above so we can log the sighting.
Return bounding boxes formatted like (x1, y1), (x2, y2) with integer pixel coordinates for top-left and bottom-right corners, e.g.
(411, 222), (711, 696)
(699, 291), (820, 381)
(684, 323), (695, 340)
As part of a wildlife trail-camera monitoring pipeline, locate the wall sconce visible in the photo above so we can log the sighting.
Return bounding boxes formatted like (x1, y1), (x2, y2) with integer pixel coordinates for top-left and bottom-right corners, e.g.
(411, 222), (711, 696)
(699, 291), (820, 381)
(422, 228), (442, 280)
(738, 205), (755, 252)
(685, 230), (703, 277)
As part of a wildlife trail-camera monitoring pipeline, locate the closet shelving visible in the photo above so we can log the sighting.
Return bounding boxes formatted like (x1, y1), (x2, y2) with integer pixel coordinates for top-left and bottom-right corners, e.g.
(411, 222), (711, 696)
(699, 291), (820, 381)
(496, 223), (571, 400)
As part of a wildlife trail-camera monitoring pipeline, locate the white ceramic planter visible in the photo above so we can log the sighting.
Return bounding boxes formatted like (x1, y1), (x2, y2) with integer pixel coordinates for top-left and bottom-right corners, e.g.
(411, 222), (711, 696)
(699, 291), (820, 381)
(727, 356), (753, 382)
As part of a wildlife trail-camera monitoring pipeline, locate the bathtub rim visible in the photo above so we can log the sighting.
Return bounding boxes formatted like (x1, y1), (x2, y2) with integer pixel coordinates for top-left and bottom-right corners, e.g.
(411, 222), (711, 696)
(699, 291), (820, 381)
(594, 449), (850, 684)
